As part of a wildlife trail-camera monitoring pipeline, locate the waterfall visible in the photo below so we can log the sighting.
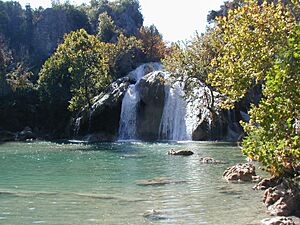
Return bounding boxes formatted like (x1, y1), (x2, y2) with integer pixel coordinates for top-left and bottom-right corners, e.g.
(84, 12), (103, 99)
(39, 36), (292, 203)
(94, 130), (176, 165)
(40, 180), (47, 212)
(118, 63), (162, 140)
(118, 84), (140, 140)
(159, 82), (189, 140)
(118, 63), (205, 141)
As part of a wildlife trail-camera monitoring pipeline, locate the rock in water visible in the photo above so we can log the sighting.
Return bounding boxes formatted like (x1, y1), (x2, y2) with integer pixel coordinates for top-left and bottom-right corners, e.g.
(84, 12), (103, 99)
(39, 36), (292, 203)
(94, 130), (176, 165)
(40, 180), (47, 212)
(223, 163), (258, 182)
(168, 149), (194, 156)
(136, 177), (186, 186)
(261, 217), (295, 225)
(16, 127), (36, 141)
(199, 157), (226, 164)
(143, 209), (167, 221)
(253, 177), (282, 190)
(263, 181), (300, 217)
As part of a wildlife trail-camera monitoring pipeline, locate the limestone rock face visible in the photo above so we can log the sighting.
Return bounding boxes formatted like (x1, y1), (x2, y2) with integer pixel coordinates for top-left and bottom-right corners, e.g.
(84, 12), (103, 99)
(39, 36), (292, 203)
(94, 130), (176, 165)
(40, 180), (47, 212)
(136, 72), (165, 141)
(33, 8), (90, 62)
(74, 77), (130, 141)
(223, 163), (258, 182)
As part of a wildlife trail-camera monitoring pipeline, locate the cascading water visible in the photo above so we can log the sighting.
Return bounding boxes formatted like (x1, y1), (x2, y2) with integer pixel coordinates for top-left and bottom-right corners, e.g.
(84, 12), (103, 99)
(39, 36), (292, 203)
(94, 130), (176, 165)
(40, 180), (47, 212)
(118, 63), (208, 141)
(159, 81), (189, 140)
(118, 84), (140, 140)
(118, 63), (162, 140)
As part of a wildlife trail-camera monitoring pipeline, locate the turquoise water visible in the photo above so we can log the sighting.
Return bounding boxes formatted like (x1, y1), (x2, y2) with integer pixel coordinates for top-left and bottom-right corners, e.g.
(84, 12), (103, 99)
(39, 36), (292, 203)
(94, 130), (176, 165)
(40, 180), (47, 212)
(0, 141), (267, 225)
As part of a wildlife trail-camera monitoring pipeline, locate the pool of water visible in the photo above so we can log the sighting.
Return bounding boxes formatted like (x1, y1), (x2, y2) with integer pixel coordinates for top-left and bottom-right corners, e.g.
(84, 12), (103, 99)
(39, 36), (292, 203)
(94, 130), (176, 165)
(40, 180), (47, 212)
(0, 141), (267, 224)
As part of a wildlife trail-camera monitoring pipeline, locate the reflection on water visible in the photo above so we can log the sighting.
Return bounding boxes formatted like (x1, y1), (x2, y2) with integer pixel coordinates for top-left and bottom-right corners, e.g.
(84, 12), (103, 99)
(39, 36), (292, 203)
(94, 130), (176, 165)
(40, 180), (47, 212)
(0, 141), (266, 224)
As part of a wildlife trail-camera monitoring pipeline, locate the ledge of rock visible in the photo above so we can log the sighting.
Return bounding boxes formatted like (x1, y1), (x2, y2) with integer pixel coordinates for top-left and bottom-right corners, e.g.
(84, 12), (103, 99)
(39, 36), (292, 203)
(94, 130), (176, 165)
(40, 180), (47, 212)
(263, 180), (300, 217)
(253, 177), (283, 190)
(168, 149), (194, 156)
(261, 217), (295, 225)
(223, 163), (260, 182)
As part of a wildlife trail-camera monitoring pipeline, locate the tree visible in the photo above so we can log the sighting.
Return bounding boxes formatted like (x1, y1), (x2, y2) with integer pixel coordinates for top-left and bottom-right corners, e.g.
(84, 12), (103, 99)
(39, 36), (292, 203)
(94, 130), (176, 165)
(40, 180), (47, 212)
(6, 63), (33, 92)
(38, 29), (143, 112)
(0, 35), (12, 95)
(37, 29), (112, 112)
(109, 32), (143, 78)
(242, 23), (300, 176)
(138, 25), (166, 62)
(208, 0), (297, 109)
(208, 0), (299, 176)
(97, 12), (119, 42)
(163, 31), (217, 110)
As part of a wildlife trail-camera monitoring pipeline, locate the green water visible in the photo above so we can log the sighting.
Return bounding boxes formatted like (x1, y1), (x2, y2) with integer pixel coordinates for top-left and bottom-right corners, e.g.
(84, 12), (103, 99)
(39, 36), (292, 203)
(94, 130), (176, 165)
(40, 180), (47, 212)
(0, 141), (267, 225)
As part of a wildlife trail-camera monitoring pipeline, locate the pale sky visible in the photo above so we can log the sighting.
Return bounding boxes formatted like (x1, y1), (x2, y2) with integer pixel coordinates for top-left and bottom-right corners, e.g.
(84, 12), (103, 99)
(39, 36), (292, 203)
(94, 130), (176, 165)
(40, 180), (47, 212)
(6, 0), (225, 42)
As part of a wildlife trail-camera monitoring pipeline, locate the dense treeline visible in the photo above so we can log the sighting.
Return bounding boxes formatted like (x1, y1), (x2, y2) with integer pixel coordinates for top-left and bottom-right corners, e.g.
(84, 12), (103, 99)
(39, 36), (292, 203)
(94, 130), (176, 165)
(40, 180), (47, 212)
(0, 0), (166, 136)
(165, 0), (299, 177)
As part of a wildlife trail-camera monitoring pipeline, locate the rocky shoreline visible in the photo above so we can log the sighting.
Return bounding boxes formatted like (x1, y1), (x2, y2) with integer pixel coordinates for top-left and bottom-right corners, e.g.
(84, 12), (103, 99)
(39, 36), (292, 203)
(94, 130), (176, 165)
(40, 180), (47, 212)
(223, 163), (300, 225)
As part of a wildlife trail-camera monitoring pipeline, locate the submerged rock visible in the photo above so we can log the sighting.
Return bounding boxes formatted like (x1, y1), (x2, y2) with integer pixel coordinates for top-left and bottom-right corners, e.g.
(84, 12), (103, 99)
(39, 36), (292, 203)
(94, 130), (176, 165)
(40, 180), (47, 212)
(136, 177), (186, 186)
(223, 163), (259, 182)
(199, 157), (226, 164)
(168, 149), (194, 156)
(143, 209), (167, 221)
(261, 217), (295, 225)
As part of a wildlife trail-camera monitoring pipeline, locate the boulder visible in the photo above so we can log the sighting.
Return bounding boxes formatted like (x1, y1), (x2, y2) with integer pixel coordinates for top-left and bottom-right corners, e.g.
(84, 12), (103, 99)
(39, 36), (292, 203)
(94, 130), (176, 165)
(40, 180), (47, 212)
(263, 181), (300, 217)
(223, 163), (259, 182)
(253, 177), (283, 190)
(136, 71), (165, 141)
(0, 129), (15, 142)
(16, 127), (36, 141)
(168, 149), (194, 156)
(261, 217), (296, 225)
(73, 77), (130, 140)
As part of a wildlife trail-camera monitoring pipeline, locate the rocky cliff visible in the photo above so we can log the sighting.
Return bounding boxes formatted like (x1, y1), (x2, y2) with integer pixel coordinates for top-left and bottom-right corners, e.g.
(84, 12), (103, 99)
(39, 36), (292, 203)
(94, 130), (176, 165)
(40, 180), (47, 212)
(73, 63), (246, 142)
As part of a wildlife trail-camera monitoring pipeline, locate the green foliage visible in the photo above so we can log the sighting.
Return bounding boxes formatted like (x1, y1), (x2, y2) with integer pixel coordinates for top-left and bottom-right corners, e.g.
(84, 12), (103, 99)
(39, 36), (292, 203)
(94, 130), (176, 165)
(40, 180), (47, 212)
(138, 25), (166, 62)
(0, 35), (11, 73)
(37, 29), (112, 112)
(109, 33), (143, 78)
(242, 23), (300, 176)
(37, 29), (142, 112)
(0, 1), (27, 47)
(208, 0), (297, 109)
(207, 0), (244, 23)
(207, 0), (300, 176)
(97, 12), (119, 42)
(6, 63), (33, 92)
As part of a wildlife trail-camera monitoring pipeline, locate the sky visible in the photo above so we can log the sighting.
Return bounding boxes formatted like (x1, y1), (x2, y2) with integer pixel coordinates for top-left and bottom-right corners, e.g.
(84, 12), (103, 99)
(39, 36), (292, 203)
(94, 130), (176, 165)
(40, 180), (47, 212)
(7, 0), (225, 42)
